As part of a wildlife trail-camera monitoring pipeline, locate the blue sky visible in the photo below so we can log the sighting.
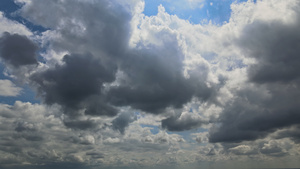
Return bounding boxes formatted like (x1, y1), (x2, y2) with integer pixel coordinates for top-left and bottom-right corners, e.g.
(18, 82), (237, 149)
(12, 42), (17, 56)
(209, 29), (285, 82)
(143, 0), (255, 24)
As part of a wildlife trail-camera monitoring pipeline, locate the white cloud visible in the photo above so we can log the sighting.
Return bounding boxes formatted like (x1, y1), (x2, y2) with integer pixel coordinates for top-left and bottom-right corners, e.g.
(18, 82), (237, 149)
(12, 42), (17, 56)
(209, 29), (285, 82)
(0, 79), (22, 96)
(0, 12), (32, 36)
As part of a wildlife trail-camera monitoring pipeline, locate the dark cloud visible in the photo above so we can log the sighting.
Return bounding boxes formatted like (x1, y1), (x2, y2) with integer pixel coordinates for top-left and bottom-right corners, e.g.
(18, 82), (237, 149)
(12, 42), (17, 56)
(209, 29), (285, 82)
(209, 84), (300, 143)
(210, 5), (300, 143)
(20, 0), (131, 57)
(112, 112), (137, 134)
(0, 162), (89, 169)
(31, 53), (117, 116)
(22, 0), (215, 121)
(238, 15), (300, 83)
(63, 119), (97, 130)
(107, 43), (214, 114)
(85, 152), (104, 159)
(0, 32), (38, 67)
(162, 112), (206, 131)
(13, 132), (43, 142)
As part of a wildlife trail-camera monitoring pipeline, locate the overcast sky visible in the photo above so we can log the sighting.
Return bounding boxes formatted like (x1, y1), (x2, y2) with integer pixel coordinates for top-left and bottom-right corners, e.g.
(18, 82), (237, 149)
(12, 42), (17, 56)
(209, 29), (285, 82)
(0, 0), (300, 169)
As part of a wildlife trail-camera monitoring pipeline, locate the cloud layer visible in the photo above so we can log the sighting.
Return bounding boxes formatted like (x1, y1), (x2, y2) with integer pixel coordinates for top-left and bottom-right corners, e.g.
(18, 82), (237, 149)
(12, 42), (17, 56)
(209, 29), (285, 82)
(0, 0), (300, 168)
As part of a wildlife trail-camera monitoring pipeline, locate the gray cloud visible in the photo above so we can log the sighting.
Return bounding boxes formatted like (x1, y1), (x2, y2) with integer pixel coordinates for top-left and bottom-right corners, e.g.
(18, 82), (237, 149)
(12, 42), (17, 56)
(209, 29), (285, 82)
(20, 0), (131, 57)
(63, 119), (98, 130)
(107, 44), (214, 114)
(19, 0), (215, 123)
(209, 84), (300, 143)
(31, 53), (117, 117)
(85, 152), (104, 159)
(112, 112), (137, 134)
(14, 121), (38, 132)
(209, 4), (300, 143)
(162, 112), (207, 131)
(239, 17), (300, 83)
(274, 125), (300, 143)
(0, 32), (38, 67)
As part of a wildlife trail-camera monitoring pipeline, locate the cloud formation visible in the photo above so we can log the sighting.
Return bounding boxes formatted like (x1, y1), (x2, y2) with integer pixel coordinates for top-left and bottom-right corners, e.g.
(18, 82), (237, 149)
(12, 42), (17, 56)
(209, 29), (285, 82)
(209, 0), (300, 143)
(31, 53), (118, 116)
(19, 0), (215, 118)
(1, 0), (300, 168)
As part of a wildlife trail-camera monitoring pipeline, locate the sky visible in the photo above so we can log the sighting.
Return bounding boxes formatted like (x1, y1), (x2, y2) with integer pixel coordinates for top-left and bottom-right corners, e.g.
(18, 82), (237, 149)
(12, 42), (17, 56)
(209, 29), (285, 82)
(0, 0), (300, 169)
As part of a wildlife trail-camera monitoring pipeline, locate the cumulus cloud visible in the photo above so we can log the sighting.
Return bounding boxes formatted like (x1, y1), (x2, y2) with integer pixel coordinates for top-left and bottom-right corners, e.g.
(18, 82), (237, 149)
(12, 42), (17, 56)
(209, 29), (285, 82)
(31, 53), (117, 116)
(15, 0), (216, 120)
(238, 13), (300, 83)
(0, 79), (22, 96)
(209, 0), (300, 143)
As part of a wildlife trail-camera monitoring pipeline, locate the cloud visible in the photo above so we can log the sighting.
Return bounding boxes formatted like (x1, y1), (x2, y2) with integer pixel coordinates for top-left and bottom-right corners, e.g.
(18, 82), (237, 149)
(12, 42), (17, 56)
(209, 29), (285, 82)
(209, 1), (300, 143)
(86, 152), (104, 159)
(0, 79), (22, 96)
(112, 111), (137, 134)
(16, 0), (216, 119)
(259, 139), (292, 157)
(229, 145), (257, 155)
(238, 15), (300, 83)
(31, 53), (118, 117)
(107, 44), (214, 114)
(19, 0), (132, 56)
(1, 0), (300, 168)
(0, 32), (38, 67)
(0, 12), (32, 36)
(162, 111), (207, 131)
(63, 119), (98, 130)
(209, 84), (300, 143)
(274, 125), (300, 143)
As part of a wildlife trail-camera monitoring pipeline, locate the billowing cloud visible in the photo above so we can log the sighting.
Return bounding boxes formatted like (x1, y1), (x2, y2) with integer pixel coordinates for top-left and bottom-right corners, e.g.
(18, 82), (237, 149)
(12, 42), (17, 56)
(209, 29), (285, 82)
(239, 13), (300, 83)
(108, 45), (214, 114)
(31, 53), (118, 116)
(209, 1), (300, 143)
(18, 0), (215, 118)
